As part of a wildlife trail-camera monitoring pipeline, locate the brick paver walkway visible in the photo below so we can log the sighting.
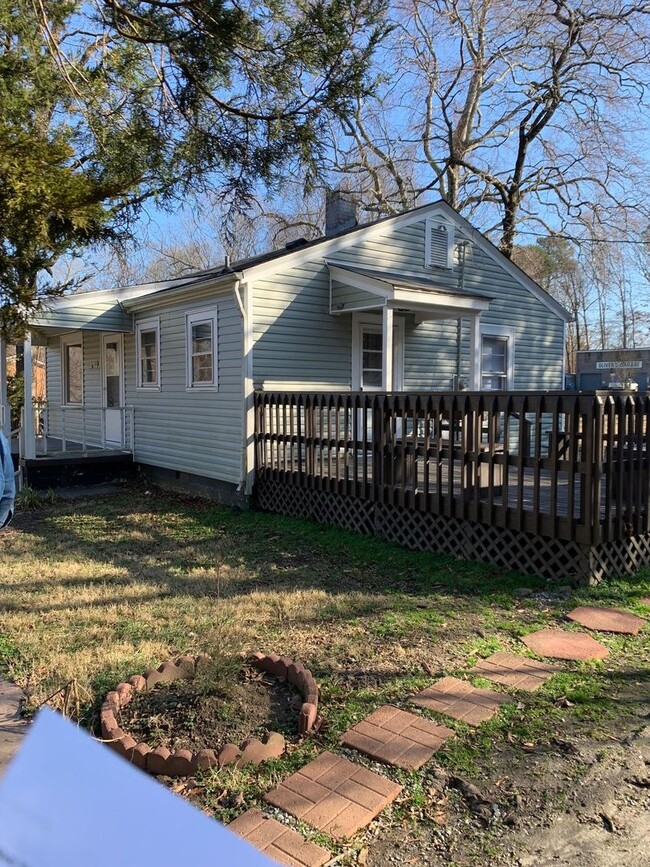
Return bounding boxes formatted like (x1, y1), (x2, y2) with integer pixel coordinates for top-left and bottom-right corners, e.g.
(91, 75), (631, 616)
(409, 676), (510, 725)
(228, 808), (330, 867)
(264, 751), (402, 840)
(521, 628), (609, 660)
(566, 606), (646, 635)
(341, 705), (454, 770)
(471, 652), (559, 691)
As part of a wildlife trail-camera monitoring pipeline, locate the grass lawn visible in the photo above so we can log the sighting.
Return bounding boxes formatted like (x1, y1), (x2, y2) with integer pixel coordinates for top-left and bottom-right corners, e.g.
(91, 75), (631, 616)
(1, 485), (649, 863)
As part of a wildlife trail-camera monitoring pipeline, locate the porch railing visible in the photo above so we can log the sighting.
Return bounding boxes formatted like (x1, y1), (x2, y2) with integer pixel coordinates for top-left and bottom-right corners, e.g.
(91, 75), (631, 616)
(35, 405), (135, 454)
(254, 390), (650, 546)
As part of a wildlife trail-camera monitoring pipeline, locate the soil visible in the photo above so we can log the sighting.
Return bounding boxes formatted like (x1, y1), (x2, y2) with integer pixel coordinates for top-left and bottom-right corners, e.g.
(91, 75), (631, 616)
(365, 673), (650, 867)
(119, 666), (299, 753)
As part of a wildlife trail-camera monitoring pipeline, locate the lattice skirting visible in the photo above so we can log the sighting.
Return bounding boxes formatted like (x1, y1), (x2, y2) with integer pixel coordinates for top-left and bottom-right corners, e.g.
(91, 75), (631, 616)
(254, 480), (650, 585)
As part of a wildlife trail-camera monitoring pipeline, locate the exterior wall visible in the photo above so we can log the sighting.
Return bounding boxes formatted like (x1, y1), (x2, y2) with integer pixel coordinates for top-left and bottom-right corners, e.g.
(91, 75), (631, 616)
(253, 263), (351, 388)
(253, 215), (565, 391)
(42, 286), (244, 487)
(45, 331), (104, 446)
(32, 298), (133, 332)
(125, 288), (244, 486)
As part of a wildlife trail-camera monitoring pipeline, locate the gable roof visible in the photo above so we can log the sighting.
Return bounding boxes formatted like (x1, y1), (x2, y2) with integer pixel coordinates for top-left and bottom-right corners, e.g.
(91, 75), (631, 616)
(34, 200), (572, 324)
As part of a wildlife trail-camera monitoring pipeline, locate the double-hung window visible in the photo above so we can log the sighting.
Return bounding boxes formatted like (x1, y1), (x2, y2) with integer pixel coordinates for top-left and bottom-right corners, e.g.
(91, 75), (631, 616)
(480, 326), (515, 390)
(136, 318), (160, 389)
(61, 334), (83, 405)
(186, 310), (217, 389)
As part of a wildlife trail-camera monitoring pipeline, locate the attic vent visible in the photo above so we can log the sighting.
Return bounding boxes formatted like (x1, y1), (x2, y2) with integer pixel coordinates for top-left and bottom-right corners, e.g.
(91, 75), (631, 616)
(425, 218), (454, 269)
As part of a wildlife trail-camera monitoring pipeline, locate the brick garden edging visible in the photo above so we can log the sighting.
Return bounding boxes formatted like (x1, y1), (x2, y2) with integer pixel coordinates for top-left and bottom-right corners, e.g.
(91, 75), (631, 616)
(100, 652), (320, 777)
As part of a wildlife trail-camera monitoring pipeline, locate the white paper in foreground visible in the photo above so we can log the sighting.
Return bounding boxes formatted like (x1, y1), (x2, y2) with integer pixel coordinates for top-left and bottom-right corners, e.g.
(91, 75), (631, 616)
(0, 707), (275, 866)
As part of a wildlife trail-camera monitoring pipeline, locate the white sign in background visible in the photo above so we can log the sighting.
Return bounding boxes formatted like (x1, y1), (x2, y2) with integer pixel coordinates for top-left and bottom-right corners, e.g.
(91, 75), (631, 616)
(596, 360), (643, 370)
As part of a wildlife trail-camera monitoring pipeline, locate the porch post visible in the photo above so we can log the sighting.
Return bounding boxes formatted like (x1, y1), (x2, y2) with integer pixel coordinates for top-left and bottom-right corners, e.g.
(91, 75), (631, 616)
(0, 336), (8, 439)
(23, 331), (35, 459)
(469, 314), (482, 390)
(382, 305), (394, 391)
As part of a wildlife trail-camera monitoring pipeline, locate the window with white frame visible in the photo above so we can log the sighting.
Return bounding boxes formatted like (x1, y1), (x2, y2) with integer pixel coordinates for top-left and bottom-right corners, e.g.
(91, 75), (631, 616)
(425, 218), (454, 269)
(136, 318), (160, 388)
(361, 328), (383, 389)
(61, 334), (83, 405)
(186, 310), (217, 389)
(480, 326), (515, 390)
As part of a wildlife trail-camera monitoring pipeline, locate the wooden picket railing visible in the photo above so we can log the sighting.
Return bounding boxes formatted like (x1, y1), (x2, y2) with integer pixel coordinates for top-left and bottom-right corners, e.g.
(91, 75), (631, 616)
(254, 390), (650, 546)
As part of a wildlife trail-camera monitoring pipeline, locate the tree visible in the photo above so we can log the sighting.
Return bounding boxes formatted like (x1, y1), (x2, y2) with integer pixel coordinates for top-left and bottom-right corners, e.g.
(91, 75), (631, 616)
(329, 0), (650, 255)
(0, 0), (387, 334)
(513, 236), (589, 370)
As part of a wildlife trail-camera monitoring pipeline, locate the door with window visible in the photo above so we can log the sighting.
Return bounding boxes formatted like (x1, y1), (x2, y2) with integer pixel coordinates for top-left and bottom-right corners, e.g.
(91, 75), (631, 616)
(353, 317), (404, 391)
(102, 334), (124, 446)
(480, 327), (514, 390)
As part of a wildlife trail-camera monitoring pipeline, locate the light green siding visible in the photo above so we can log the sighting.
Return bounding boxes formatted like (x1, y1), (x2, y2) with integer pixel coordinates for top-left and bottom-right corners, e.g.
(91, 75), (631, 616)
(253, 216), (565, 391)
(33, 299), (133, 332)
(253, 263), (351, 387)
(125, 289), (243, 485)
(43, 287), (244, 485)
(44, 332), (105, 446)
(330, 280), (381, 313)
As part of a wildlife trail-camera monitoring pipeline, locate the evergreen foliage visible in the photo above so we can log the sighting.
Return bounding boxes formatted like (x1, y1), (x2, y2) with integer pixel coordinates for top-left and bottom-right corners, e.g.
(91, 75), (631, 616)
(0, 0), (387, 334)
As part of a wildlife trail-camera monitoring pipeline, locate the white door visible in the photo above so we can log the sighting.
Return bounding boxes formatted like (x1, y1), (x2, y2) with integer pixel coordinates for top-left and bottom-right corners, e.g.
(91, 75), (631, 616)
(102, 334), (124, 446)
(352, 316), (405, 391)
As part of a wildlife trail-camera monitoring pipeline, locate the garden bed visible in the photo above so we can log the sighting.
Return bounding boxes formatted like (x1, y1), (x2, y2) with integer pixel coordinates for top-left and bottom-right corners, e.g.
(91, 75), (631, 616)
(100, 652), (320, 776)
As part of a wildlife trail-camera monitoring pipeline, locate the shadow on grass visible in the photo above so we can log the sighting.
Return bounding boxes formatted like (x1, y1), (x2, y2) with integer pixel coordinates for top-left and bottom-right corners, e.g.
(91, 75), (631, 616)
(4, 486), (650, 626)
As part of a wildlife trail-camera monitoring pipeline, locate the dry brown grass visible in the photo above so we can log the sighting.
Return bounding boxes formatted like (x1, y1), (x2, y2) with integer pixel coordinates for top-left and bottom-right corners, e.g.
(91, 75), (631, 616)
(0, 485), (647, 734)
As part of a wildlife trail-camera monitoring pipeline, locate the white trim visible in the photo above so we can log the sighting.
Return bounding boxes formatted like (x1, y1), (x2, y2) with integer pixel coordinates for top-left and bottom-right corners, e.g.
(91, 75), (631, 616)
(470, 315), (482, 390)
(23, 332), (35, 460)
(124, 273), (239, 313)
(60, 332), (84, 406)
(242, 281), (255, 495)
(425, 217), (454, 269)
(382, 306), (394, 390)
(185, 308), (218, 391)
(135, 317), (161, 390)
(352, 313), (405, 391)
(328, 263), (490, 319)
(479, 323), (515, 390)
(242, 203), (452, 282)
(431, 203), (573, 322)
(101, 333), (126, 447)
(0, 336), (8, 439)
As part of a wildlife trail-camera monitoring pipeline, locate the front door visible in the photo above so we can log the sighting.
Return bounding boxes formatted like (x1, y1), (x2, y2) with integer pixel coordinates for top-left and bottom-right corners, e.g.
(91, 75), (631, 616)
(102, 334), (123, 446)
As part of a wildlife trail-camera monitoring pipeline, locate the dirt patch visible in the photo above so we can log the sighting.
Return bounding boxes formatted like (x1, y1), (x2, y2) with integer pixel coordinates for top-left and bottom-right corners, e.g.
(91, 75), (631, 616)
(365, 670), (650, 866)
(119, 666), (299, 754)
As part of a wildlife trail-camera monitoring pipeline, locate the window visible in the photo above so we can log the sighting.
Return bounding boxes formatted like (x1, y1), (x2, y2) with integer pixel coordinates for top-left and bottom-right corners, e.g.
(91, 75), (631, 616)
(352, 314), (405, 390)
(61, 334), (83, 405)
(136, 318), (160, 388)
(480, 326), (515, 390)
(186, 310), (217, 389)
(361, 329), (383, 389)
(425, 218), (454, 269)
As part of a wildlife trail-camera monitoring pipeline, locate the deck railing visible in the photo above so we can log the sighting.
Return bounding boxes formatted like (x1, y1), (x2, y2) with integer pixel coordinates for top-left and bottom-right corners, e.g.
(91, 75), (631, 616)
(36, 405), (135, 454)
(254, 390), (650, 546)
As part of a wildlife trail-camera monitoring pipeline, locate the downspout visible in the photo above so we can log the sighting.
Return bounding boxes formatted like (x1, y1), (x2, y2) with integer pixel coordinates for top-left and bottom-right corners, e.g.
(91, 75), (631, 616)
(456, 240), (469, 388)
(233, 275), (255, 498)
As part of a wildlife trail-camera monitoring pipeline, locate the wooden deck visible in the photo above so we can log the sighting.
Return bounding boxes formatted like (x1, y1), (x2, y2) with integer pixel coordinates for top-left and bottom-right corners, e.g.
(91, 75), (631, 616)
(254, 390), (650, 583)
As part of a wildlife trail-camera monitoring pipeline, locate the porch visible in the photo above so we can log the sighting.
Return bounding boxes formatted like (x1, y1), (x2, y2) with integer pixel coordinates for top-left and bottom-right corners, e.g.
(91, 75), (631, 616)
(254, 390), (650, 584)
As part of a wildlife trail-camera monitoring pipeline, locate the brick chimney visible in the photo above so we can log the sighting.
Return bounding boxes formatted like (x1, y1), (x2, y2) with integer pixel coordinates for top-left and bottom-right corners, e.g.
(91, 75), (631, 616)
(325, 189), (358, 236)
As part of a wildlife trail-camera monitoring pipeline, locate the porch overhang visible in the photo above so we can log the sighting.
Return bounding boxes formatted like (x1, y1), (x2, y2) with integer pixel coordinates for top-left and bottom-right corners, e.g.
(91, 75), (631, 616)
(327, 262), (492, 320)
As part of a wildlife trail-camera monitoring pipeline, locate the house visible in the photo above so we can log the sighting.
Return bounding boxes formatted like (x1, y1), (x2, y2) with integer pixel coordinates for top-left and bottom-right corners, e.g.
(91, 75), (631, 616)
(1, 196), (570, 497)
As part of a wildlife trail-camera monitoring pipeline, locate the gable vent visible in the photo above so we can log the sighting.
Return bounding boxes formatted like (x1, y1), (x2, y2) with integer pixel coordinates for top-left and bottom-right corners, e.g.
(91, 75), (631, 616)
(425, 218), (454, 269)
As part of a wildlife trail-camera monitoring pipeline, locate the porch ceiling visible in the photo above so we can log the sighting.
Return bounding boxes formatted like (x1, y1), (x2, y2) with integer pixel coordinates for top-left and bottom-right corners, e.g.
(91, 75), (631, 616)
(328, 262), (492, 320)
